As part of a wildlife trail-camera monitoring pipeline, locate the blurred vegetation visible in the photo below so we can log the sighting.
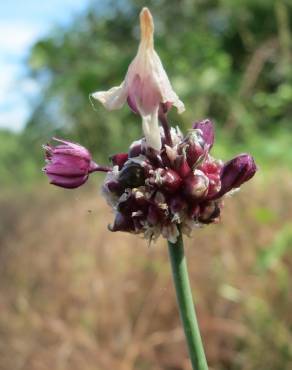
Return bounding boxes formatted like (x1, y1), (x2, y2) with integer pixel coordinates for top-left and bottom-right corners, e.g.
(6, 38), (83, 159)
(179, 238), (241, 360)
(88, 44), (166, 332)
(1, 0), (291, 187)
(0, 129), (40, 188)
(1, 177), (292, 370)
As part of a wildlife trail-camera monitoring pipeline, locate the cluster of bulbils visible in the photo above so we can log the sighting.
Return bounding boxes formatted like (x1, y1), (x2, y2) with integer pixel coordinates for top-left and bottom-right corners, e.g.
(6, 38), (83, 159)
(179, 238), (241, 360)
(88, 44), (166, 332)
(43, 8), (257, 243)
(102, 119), (256, 242)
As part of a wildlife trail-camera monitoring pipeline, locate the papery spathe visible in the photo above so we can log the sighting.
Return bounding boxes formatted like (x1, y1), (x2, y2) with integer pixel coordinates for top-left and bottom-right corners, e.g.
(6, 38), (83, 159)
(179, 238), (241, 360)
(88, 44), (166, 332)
(91, 7), (184, 150)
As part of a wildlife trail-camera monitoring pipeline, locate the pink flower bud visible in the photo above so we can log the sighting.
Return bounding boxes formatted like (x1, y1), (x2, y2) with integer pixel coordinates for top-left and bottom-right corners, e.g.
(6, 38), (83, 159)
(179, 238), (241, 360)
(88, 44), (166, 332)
(215, 154), (257, 198)
(192, 119), (214, 149)
(110, 152), (128, 168)
(150, 168), (182, 193)
(183, 169), (209, 200)
(43, 138), (101, 189)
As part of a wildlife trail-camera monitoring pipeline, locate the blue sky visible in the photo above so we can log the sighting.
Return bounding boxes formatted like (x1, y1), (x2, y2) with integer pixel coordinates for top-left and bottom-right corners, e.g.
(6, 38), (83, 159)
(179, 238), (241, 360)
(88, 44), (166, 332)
(0, 0), (91, 131)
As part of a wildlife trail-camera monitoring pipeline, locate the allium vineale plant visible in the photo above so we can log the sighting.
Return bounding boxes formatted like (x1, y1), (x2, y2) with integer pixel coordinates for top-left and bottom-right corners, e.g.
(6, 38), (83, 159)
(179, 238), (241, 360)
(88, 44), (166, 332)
(43, 8), (257, 370)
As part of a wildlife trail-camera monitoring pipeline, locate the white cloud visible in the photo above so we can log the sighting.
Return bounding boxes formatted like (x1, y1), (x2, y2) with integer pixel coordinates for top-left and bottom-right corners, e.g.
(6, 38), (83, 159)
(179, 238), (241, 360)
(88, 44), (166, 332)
(0, 0), (91, 131)
(0, 21), (43, 131)
(0, 21), (42, 57)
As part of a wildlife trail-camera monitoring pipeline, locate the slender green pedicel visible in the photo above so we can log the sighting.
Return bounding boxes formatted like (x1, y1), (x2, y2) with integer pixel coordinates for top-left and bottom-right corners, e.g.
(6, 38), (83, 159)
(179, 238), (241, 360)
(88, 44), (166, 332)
(168, 229), (208, 370)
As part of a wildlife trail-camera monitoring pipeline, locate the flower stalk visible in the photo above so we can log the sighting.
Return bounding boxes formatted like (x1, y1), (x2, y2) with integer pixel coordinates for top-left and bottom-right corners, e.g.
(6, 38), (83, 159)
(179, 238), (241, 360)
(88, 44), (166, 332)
(158, 105), (173, 147)
(168, 228), (208, 370)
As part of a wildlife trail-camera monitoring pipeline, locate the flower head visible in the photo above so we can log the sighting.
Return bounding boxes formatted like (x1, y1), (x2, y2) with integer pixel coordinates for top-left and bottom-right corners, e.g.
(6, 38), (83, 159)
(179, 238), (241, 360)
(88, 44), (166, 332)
(91, 7), (184, 151)
(42, 8), (257, 244)
(102, 120), (257, 242)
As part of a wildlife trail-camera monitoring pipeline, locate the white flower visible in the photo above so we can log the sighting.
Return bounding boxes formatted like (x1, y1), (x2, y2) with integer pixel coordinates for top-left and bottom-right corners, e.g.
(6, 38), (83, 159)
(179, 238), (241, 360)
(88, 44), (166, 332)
(91, 7), (185, 151)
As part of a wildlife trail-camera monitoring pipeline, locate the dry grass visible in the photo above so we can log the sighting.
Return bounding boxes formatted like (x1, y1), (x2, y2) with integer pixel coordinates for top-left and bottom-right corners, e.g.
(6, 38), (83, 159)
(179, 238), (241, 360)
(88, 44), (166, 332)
(0, 173), (292, 370)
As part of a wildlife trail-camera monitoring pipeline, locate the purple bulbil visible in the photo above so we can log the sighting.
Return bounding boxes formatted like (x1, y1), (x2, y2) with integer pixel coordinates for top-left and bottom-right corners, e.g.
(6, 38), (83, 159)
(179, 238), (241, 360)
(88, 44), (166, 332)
(214, 154), (257, 199)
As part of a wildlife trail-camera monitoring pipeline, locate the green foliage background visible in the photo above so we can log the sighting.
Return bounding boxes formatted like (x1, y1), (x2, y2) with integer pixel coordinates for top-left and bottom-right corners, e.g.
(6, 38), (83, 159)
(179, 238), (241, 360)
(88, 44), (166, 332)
(1, 0), (291, 183)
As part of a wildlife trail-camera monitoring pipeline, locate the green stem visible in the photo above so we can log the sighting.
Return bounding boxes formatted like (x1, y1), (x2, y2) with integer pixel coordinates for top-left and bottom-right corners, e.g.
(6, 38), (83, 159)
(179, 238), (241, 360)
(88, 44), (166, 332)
(168, 229), (208, 370)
